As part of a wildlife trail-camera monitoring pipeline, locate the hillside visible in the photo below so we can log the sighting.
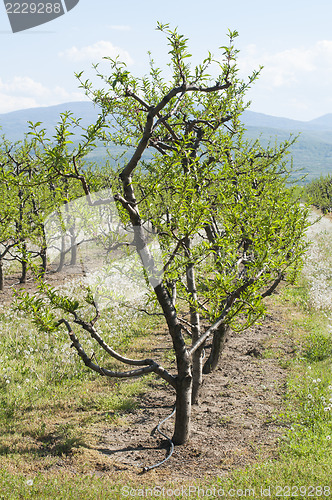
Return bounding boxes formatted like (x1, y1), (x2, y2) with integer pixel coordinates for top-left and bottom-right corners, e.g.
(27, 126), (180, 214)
(242, 111), (332, 182)
(1, 102), (332, 182)
(0, 102), (100, 142)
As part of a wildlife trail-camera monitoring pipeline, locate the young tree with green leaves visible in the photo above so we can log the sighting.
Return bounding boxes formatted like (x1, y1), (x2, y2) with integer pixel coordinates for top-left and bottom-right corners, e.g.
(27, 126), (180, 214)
(0, 160), (17, 290)
(0, 137), (54, 283)
(18, 25), (308, 445)
(27, 111), (108, 273)
(304, 174), (332, 213)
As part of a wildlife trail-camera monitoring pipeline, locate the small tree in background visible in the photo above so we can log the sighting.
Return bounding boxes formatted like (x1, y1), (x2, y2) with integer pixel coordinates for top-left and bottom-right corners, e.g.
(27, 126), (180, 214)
(18, 25), (309, 445)
(0, 152), (18, 290)
(304, 174), (332, 213)
(0, 137), (48, 286)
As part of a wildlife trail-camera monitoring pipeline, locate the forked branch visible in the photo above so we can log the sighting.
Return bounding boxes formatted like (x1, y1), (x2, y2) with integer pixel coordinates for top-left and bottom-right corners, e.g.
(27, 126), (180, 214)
(57, 318), (176, 388)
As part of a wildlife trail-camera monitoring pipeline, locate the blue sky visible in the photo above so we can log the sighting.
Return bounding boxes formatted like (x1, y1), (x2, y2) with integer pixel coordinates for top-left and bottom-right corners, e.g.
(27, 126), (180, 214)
(1, 0), (332, 120)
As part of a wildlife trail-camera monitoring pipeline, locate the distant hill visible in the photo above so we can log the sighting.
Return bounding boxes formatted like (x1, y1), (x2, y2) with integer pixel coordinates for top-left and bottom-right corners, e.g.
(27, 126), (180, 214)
(0, 101), (100, 143)
(0, 101), (124, 168)
(242, 111), (332, 182)
(1, 102), (332, 183)
(242, 110), (332, 131)
(304, 113), (332, 131)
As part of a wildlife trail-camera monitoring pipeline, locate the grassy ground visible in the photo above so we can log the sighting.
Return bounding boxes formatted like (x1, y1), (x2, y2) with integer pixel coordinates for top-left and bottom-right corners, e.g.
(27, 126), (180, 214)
(212, 281), (332, 499)
(0, 294), (165, 498)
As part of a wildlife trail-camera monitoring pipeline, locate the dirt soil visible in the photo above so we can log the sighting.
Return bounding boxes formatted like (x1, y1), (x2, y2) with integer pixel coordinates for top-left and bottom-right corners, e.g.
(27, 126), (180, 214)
(93, 303), (293, 483)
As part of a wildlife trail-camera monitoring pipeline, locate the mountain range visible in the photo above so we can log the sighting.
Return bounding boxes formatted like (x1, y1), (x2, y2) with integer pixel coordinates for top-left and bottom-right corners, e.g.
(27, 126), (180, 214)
(1, 101), (332, 183)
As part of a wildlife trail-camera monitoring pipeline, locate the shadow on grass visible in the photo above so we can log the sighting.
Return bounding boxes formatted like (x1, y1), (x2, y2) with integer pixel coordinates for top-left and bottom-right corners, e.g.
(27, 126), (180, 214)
(0, 424), (89, 457)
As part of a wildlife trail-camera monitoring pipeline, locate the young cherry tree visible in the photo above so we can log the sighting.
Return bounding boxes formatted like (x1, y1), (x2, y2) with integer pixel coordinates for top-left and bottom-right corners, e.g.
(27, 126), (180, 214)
(20, 25), (308, 445)
(0, 162), (17, 290)
(0, 137), (50, 286)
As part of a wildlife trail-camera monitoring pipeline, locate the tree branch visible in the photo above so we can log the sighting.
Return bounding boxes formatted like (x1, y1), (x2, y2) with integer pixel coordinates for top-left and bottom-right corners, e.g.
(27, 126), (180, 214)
(188, 270), (265, 356)
(57, 318), (177, 388)
(261, 272), (284, 298)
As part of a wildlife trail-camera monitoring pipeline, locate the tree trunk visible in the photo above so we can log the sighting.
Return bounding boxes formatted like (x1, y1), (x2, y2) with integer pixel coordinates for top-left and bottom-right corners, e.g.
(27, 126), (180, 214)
(20, 259), (27, 284)
(203, 323), (230, 374)
(204, 223), (218, 261)
(70, 239), (77, 266)
(192, 345), (203, 404)
(172, 371), (192, 445)
(153, 284), (193, 445)
(69, 224), (77, 266)
(0, 258), (4, 291)
(39, 245), (47, 277)
(39, 226), (48, 277)
(184, 236), (202, 405)
(119, 177), (194, 444)
(56, 234), (66, 272)
(19, 242), (28, 284)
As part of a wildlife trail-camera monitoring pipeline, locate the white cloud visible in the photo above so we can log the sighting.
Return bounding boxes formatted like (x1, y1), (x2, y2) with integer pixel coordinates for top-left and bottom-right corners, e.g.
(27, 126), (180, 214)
(58, 41), (133, 65)
(239, 40), (332, 88)
(0, 77), (50, 98)
(236, 40), (332, 120)
(0, 77), (83, 113)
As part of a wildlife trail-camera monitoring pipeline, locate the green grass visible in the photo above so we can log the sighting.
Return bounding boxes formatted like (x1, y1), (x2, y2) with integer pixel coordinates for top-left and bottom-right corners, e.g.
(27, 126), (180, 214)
(0, 297), (163, 486)
(0, 471), (123, 500)
(209, 282), (332, 499)
(179, 282), (332, 500)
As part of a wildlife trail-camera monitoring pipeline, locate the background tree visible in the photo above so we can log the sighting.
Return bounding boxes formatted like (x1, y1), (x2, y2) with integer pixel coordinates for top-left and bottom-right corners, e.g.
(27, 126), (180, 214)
(0, 111), (109, 290)
(18, 25), (309, 445)
(28, 111), (109, 273)
(304, 174), (332, 213)
(0, 136), (57, 284)
(0, 154), (18, 290)
(0, 138), (39, 285)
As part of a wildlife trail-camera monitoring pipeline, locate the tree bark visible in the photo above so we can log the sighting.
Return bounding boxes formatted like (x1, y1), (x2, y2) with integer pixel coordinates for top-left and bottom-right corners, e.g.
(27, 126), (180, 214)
(70, 239), (77, 266)
(172, 371), (192, 445)
(184, 236), (202, 405)
(69, 224), (77, 266)
(192, 344), (203, 404)
(56, 234), (66, 272)
(203, 323), (230, 374)
(19, 242), (28, 284)
(39, 245), (47, 277)
(39, 226), (48, 277)
(153, 283), (193, 445)
(20, 259), (27, 284)
(0, 258), (4, 291)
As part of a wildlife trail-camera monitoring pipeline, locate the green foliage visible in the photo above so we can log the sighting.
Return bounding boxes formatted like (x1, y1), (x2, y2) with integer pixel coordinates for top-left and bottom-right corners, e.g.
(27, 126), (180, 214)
(74, 24), (309, 335)
(14, 282), (83, 333)
(303, 173), (332, 213)
(279, 362), (332, 465)
(14, 290), (58, 333)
